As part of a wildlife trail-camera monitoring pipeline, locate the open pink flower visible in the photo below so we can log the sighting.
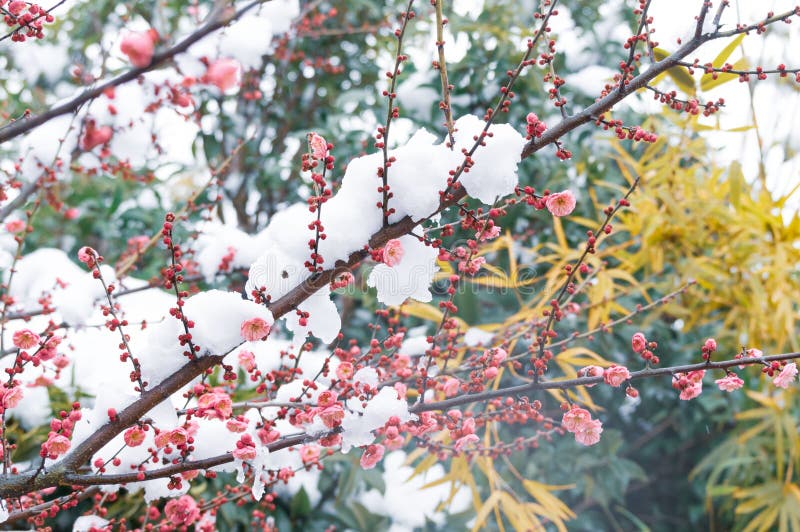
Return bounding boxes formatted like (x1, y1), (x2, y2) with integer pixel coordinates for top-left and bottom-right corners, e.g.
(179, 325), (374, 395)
(679, 382), (703, 400)
(197, 389), (233, 420)
(300, 444), (321, 464)
(545, 190), (576, 217)
(318, 405), (344, 428)
(336, 361), (354, 381)
(442, 376), (460, 397)
(574, 419), (603, 446)
(164, 495), (200, 526)
(124, 426), (146, 447)
(773, 362), (798, 389)
(307, 132), (328, 159)
(359, 443), (385, 469)
(603, 365), (631, 387)
(12, 329), (39, 350)
(454, 433), (480, 451)
(238, 350), (257, 372)
(5, 219), (25, 233)
(205, 58), (241, 91)
(44, 433), (71, 457)
(0, 385), (23, 411)
(561, 406), (591, 433)
(241, 317), (271, 341)
(715, 374), (744, 392)
(382, 239), (404, 267)
(120, 31), (155, 68)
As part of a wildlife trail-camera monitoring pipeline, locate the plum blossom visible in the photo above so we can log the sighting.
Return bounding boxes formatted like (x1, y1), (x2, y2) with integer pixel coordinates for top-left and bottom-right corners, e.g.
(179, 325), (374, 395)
(299, 444), (321, 464)
(545, 190), (576, 217)
(561, 406), (592, 433)
(196, 389), (233, 420)
(603, 365), (631, 387)
(4, 219), (25, 233)
(382, 239), (404, 267)
(715, 374), (744, 392)
(773, 363), (798, 389)
(238, 350), (256, 372)
(43, 433), (70, 457)
(360, 443), (385, 469)
(574, 419), (603, 446)
(307, 132), (328, 159)
(120, 31), (155, 68)
(240, 317), (271, 341)
(164, 495), (200, 526)
(0, 385), (23, 410)
(679, 382), (703, 400)
(232, 434), (257, 461)
(454, 433), (480, 451)
(123, 426), (146, 447)
(205, 58), (241, 91)
(12, 329), (39, 350)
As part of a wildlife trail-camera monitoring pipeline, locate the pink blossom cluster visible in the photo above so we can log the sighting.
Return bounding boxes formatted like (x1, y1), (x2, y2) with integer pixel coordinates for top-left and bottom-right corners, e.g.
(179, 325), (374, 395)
(561, 406), (603, 446)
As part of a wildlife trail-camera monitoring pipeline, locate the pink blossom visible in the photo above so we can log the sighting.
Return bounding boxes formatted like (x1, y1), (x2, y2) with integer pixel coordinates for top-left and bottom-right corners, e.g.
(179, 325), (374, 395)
(631, 332), (647, 353)
(44, 433), (71, 457)
(773, 362), (798, 389)
(205, 58), (241, 91)
(603, 365), (631, 387)
(80, 121), (113, 151)
(442, 376), (460, 397)
(561, 407), (591, 433)
(124, 426), (146, 447)
(120, 32), (155, 68)
(12, 329), (39, 350)
(545, 190), (577, 217)
(318, 405), (344, 428)
(715, 374), (744, 392)
(574, 419), (603, 446)
(64, 208), (80, 220)
(197, 389), (233, 420)
(382, 239), (404, 267)
(454, 433), (480, 451)
(359, 444), (385, 469)
(490, 348), (508, 365)
(687, 370), (705, 383)
(458, 256), (486, 275)
(226, 418), (249, 433)
(679, 382), (703, 400)
(0, 385), (23, 410)
(240, 317), (271, 341)
(232, 434), (257, 461)
(4, 219), (25, 233)
(703, 338), (717, 353)
(164, 495), (200, 526)
(238, 350), (257, 372)
(77, 246), (97, 268)
(300, 444), (321, 464)
(336, 361), (354, 381)
(476, 224), (501, 241)
(307, 132), (328, 159)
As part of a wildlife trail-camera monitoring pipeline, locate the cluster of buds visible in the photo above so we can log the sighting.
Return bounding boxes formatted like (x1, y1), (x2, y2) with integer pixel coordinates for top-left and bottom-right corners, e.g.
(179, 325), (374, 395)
(2, 0), (53, 42)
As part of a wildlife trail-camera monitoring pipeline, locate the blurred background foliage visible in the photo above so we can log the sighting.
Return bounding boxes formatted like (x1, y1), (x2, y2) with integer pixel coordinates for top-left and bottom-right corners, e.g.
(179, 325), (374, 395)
(1, 0), (798, 530)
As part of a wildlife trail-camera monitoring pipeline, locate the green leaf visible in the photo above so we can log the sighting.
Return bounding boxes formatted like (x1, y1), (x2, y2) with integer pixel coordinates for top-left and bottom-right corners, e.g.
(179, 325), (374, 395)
(290, 487), (311, 519)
